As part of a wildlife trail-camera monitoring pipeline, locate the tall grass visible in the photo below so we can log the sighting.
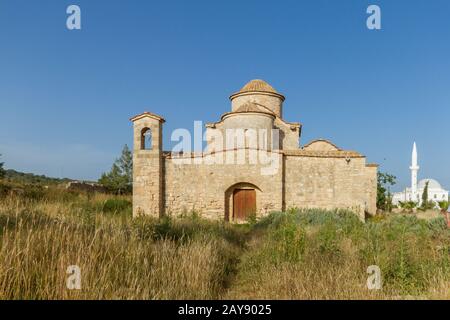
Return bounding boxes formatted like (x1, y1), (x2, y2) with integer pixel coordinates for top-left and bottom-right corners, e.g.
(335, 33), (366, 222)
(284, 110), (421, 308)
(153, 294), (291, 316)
(0, 192), (244, 299)
(0, 190), (449, 300)
(225, 210), (450, 299)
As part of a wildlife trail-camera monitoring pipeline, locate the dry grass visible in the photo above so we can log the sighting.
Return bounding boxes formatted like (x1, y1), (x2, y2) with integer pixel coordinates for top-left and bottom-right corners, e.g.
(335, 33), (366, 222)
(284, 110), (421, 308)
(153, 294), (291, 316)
(0, 188), (449, 300)
(0, 193), (241, 299)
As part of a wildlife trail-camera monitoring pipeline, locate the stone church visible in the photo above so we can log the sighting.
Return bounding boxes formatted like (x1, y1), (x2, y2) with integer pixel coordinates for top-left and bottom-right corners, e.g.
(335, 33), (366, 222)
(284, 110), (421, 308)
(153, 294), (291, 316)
(131, 80), (377, 221)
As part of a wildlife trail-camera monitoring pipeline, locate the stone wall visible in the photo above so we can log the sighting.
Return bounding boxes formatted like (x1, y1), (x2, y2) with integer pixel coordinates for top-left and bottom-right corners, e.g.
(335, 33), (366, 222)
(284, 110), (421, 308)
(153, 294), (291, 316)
(284, 155), (377, 219)
(274, 117), (300, 150)
(160, 149), (377, 221)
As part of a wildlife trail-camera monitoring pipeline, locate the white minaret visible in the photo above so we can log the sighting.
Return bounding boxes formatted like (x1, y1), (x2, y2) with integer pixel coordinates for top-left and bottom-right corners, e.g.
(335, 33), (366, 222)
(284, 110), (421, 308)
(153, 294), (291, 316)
(410, 142), (419, 199)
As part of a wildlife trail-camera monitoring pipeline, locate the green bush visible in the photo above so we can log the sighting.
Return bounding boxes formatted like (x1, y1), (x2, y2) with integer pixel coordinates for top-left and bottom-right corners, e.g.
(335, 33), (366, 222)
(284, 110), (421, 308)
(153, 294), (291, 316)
(316, 221), (342, 256)
(0, 182), (12, 198)
(102, 198), (132, 214)
(427, 217), (448, 232)
(269, 221), (306, 263)
(132, 214), (249, 248)
(22, 185), (46, 200)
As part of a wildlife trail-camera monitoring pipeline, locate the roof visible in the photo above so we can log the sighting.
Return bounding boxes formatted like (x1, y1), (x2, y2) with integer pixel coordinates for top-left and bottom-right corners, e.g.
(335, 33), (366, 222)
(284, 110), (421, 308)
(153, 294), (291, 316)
(303, 139), (341, 151)
(230, 79), (285, 100)
(283, 149), (364, 159)
(234, 102), (275, 115)
(163, 149), (364, 159)
(239, 79), (278, 94)
(130, 111), (165, 123)
(220, 102), (276, 120)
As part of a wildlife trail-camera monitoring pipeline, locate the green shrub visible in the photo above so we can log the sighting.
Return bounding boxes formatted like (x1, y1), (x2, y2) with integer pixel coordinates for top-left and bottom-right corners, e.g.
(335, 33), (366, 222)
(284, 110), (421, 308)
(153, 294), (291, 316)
(245, 212), (258, 225)
(316, 221), (342, 256)
(427, 217), (447, 232)
(44, 189), (81, 203)
(0, 182), (12, 198)
(438, 201), (449, 212)
(269, 221), (306, 263)
(22, 185), (46, 200)
(102, 198), (132, 214)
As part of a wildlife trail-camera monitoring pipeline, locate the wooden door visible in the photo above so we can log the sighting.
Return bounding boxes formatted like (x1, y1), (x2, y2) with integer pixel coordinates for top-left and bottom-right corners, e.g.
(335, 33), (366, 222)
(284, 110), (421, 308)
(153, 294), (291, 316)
(233, 189), (256, 221)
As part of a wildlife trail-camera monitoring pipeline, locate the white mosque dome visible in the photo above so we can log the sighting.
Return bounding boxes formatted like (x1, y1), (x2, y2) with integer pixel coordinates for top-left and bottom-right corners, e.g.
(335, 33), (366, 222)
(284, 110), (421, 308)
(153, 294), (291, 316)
(418, 179), (442, 190)
(391, 143), (449, 206)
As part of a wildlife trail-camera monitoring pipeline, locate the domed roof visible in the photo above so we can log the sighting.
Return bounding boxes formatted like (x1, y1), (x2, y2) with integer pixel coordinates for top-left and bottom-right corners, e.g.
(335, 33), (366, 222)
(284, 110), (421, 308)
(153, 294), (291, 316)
(239, 79), (279, 94)
(418, 179), (442, 190)
(230, 79), (285, 101)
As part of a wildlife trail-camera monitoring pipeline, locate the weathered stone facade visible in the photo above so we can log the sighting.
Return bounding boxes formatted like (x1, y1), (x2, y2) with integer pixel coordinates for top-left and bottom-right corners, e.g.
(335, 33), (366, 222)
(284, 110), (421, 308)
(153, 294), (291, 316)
(131, 80), (377, 221)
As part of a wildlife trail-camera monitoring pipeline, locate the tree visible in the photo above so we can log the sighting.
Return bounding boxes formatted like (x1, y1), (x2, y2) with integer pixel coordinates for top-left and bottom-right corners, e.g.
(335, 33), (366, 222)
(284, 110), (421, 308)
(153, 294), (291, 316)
(438, 201), (449, 213)
(422, 181), (429, 204)
(99, 145), (133, 194)
(420, 181), (435, 211)
(0, 154), (5, 179)
(377, 172), (396, 212)
(118, 144), (132, 185)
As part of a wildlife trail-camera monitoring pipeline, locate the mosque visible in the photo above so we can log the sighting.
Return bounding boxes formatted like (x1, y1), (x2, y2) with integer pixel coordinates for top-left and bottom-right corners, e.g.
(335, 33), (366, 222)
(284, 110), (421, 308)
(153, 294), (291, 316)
(392, 143), (449, 206)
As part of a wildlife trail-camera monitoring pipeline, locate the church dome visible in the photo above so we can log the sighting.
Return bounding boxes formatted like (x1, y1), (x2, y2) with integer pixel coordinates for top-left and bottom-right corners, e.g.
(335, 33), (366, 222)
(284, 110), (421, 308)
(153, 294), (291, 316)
(418, 179), (442, 190)
(239, 79), (279, 94)
(230, 79), (285, 101)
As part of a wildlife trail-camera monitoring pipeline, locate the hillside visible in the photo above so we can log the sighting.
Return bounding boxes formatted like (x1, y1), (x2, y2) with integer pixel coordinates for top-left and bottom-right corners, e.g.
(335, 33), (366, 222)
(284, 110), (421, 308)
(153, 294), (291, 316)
(3, 169), (73, 185)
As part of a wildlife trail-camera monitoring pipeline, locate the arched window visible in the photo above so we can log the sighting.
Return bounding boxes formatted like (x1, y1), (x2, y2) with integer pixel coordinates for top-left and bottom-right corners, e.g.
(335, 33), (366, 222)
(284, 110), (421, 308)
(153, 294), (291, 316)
(141, 128), (152, 150)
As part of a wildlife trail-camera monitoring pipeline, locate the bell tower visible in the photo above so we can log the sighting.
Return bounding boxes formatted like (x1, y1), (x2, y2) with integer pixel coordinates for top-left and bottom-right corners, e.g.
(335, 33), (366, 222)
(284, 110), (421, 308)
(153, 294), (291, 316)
(130, 112), (165, 217)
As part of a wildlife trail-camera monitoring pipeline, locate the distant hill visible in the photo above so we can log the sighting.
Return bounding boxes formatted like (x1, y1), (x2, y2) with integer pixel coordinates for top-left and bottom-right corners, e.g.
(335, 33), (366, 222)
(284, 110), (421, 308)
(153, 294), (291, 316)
(3, 169), (73, 185)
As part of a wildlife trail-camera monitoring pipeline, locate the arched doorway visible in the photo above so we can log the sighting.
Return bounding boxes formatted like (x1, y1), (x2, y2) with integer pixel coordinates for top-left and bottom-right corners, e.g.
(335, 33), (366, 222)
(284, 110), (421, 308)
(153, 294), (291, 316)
(225, 183), (260, 222)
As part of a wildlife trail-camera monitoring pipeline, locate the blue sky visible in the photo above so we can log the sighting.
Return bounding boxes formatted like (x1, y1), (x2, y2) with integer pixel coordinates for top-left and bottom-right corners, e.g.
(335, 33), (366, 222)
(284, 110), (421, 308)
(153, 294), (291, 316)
(0, 0), (449, 191)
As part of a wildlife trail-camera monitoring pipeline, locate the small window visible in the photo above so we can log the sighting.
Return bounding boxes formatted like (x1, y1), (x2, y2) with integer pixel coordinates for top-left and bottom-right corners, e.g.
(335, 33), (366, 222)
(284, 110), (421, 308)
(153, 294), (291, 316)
(141, 128), (152, 150)
(434, 194), (437, 199)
